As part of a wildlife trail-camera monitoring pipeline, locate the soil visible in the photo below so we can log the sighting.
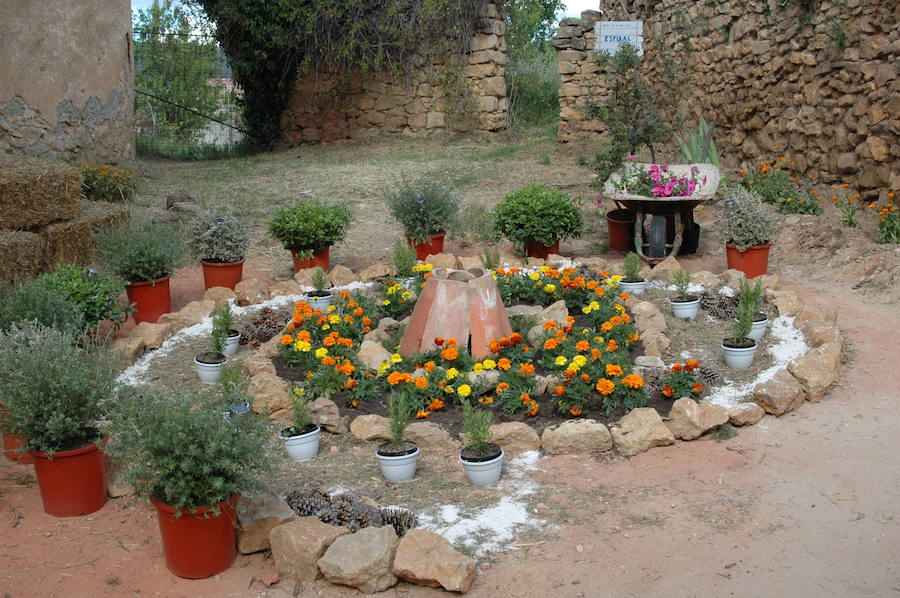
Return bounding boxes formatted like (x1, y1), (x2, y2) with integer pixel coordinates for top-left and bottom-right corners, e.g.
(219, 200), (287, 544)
(460, 443), (502, 462)
(195, 351), (226, 364)
(375, 441), (418, 457)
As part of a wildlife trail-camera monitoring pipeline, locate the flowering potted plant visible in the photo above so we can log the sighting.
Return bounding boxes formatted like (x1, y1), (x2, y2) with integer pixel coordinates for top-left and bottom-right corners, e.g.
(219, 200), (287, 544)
(659, 360), (704, 400)
(493, 183), (583, 258)
(108, 388), (270, 578)
(384, 179), (460, 260)
(722, 279), (763, 370)
(188, 212), (249, 290)
(194, 304), (232, 384)
(268, 199), (352, 272)
(459, 398), (502, 487)
(619, 251), (646, 294)
(376, 392), (419, 482)
(721, 187), (778, 278)
(0, 323), (119, 517)
(609, 162), (710, 198)
(306, 267), (333, 310)
(669, 268), (700, 319)
(280, 387), (320, 462)
(94, 216), (187, 323)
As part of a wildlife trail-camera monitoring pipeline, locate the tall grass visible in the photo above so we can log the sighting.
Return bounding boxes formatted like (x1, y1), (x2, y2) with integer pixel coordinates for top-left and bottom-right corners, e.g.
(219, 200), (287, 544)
(506, 50), (560, 129)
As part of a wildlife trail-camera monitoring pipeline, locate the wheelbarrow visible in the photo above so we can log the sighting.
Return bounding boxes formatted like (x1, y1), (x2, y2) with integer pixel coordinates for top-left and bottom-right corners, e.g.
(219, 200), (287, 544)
(603, 163), (720, 264)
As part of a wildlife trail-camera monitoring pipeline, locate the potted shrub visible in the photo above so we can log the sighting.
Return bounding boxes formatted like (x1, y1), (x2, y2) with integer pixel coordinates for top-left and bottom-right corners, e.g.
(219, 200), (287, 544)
(618, 251), (647, 294)
(375, 392), (419, 482)
(384, 179), (460, 260)
(460, 399), (503, 487)
(280, 387), (320, 462)
(0, 323), (119, 516)
(188, 212), (249, 290)
(0, 277), (84, 334)
(108, 389), (270, 579)
(306, 267), (333, 310)
(215, 301), (241, 357)
(669, 268), (700, 319)
(493, 183), (583, 258)
(1, 404), (32, 463)
(94, 216), (186, 324)
(721, 187), (778, 278)
(722, 279), (763, 370)
(268, 199), (352, 272)
(195, 304), (231, 384)
(38, 265), (132, 336)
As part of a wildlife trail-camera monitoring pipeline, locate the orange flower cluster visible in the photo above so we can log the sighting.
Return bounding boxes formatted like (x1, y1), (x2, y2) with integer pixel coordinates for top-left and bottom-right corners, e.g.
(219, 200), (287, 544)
(387, 371), (413, 385)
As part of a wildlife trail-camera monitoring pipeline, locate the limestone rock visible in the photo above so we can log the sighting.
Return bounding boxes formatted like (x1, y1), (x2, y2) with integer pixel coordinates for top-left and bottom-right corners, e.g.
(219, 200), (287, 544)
(691, 270), (721, 289)
(106, 461), (135, 498)
(328, 265), (358, 287)
(753, 369), (805, 415)
(466, 368), (500, 389)
(506, 304), (544, 318)
(541, 419), (613, 455)
(317, 525), (399, 594)
(766, 289), (803, 316)
(237, 492), (297, 554)
(293, 268), (317, 288)
(257, 334), (282, 358)
(357, 339), (392, 371)
(202, 286), (237, 307)
(363, 328), (392, 343)
(797, 305), (838, 324)
(757, 273), (780, 291)
(788, 342), (841, 402)
(249, 373), (290, 418)
(631, 301), (666, 333)
(533, 374), (560, 396)
(800, 319), (841, 347)
(579, 256), (608, 272)
(359, 263), (392, 281)
(158, 299), (215, 330)
(426, 253), (460, 269)
(527, 323), (546, 346)
(309, 397), (349, 433)
(458, 255), (483, 270)
(610, 408), (675, 456)
(640, 330), (670, 357)
(350, 414), (391, 441)
(406, 421), (459, 451)
(133, 321), (174, 350)
(112, 335), (145, 361)
(392, 529), (476, 593)
(241, 353), (276, 378)
(489, 422), (541, 455)
(728, 403), (765, 427)
(235, 279), (270, 306)
(539, 300), (569, 325)
(665, 398), (729, 440)
(377, 317), (403, 333)
(646, 255), (681, 281)
(270, 517), (349, 581)
(269, 280), (301, 297)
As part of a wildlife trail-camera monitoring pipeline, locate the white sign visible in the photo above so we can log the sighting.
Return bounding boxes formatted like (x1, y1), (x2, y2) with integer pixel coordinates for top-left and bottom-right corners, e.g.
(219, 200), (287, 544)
(595, 21), (644, 56)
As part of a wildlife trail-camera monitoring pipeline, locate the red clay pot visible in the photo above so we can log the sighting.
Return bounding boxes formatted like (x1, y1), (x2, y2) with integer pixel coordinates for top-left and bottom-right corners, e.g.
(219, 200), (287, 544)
(606, 209), (636, 252)
(524, 240), (559, 259)
(152, 494), (240, 579)
(291, 248), (329, 272)
(125, 276), (172, 324)
(2, 433), (33, 463)
(200, 260), (244, 290)
(32, 442), (107, 517)
(406, 232), (446, 261)
(725, 243), (771, 279)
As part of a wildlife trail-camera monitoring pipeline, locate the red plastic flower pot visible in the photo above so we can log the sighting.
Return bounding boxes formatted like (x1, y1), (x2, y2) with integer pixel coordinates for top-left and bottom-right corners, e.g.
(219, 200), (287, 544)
(605, 209), (636, 252)
(725, 243), (771, 279)
(152, 494), (240, 579)
(3, 433), (33, 463)
(200, 260), (245, 290)
(125, 276), (172, 324)
(405, 232), (446, 261)
(291, 248), (330, 273)
(524, 240), (559, 259)
(32, 442), (107, 517)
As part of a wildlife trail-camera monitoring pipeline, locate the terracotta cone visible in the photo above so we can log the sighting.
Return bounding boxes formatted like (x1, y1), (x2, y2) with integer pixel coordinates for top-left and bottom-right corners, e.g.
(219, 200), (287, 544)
(400, 268), (512, 360)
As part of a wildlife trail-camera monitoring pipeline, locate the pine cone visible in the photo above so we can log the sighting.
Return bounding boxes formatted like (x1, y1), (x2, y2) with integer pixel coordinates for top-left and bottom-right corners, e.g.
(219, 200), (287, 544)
(698, 366), (723, 386)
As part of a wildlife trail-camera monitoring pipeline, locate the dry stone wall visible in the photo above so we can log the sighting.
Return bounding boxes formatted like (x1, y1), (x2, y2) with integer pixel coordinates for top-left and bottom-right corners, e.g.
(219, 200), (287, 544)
(554, 1), (899, 194)
(280, 2), (508, 143)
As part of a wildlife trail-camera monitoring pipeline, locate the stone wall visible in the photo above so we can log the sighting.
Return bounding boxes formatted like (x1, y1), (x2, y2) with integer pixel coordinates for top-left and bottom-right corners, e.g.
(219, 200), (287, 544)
(554, 1), (899, 194)
(0, 0), (134, 162)
(281, 2), (508, 143)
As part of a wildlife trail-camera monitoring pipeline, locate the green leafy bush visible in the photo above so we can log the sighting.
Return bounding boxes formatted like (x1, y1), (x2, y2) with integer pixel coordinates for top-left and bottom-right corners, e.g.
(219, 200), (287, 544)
(387, 392), (412, 448)
(507, 50), (561, 128)
(384, 179), (460, 243)
(622, 252), (642, 282)
(268, 199), (352, 254)
(188, 212), (249, 263)
(461, 398), (493, 457)
(80, 163), (140, 203)
(392, 240), (416, 278)
(732, 278), (763, 341)
(0, 323), (120, 454)
(493, 183), (583, 247)
(721, 187), (778, 251)
(94, 216), (187, 283)
(0, 279), (83, 333)
(211, 303), (233, 354)
(38, 265), (131, 330)
(108, 388), (271, 512)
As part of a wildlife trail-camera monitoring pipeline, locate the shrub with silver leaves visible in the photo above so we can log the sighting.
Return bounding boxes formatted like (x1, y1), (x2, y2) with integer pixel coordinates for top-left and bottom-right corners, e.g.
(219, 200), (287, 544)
(189, 212), (249, 263)
(721, 187), (778, 251)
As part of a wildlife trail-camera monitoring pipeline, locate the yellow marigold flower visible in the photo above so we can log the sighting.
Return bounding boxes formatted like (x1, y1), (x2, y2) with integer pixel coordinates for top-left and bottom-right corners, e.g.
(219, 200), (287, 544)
(544, 284), (556, 293)
(529, 272), (541, 281)
(327, 305), (336, 312)
(382, 300), (391, 306)
(614, 304), (626, 313)
(315, 347), (328, 358)
(539, 265), (549, 273)
(554, 355), (568, 366)
(457, 384), (472, 397)
(378, 361), (390, 374)
(328, 315), (340, 324)
(446, 367), (459, 380)
(294, 340), (312, 352)
(572, 355), (587, 367)
(478, 396), (494, 405)
(401, 291), (411, 300)
(473, 362), (484, 374)
(482, 359), (497, 370)
(390, 353), (403, 364)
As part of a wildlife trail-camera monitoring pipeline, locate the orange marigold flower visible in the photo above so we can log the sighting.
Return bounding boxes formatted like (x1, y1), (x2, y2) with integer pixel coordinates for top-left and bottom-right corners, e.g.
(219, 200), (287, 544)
(424, 360), (436, 373)
(323, 335), (337, 346)
(543, 338), (559, 350)
(434, 337), (444, 346)
(692, 382), (704, 392)
(605, 363), (623, 377)
(343, 378), (358, 390)
(622, 374), (644, 389)
(362, 317), (373, 327)
(527, 400), (539, 416)
(520, 392), (531, 404)
(428, 398), (444, 411)
(601, 321), (613, 332)
(591, 347), (602, 361)
(553, 385), (565, 396)
(627, 332), (639, 343)
(661, 384), (675, 397)
(416, 410), (431, 419)
(595, 378), (615, 395)
(672, 363), (683, 372)
(414, 376), (428, 389)
(280, 334), (293, 345)
(568, 405), (583, 416)
(543, 321), (557, 331)
(441, 347), (458, 361)
(498, 357), (512, 371)
(387, 371), (411, 385)
(340, 290), (351, 299)
(489, 339), (501, 353)
(499, 336), (511, 347)
(351, 399), (359, 408)
(339, 362), (355, 376)
(353, 307), (364, 316)
(575, 340), (590, 351)
(566, 315), (575, 325)
(496, 382), (511, 393)
(606, 339), (618, 352)
(322, 356), (336, 366)
(685, 359), (700, 371)
(446, 338), (458, 347)
(510, 332), (523, 344)
(518, 363), (536, 377)
(581, 373), (591, 383)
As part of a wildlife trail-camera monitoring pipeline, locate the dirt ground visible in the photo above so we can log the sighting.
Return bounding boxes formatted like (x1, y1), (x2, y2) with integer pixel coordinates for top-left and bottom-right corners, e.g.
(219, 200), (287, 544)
(2, 133), (899, 597)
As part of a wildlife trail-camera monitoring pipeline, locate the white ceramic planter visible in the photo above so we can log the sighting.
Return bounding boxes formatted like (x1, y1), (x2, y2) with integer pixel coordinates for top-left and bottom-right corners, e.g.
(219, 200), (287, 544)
(460, 448), (504, 487)
(722, 341), (758, 370)
(281, 426), (321, 462)
(307, 293), (333, 311)
(670, 297), (701, 319)
(194, 355), (227, 384)
(747, 316), (769, 342)
(223, 331), (241, 357)
(376, 445), (419, 482)
(618, 279), (647, 295)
